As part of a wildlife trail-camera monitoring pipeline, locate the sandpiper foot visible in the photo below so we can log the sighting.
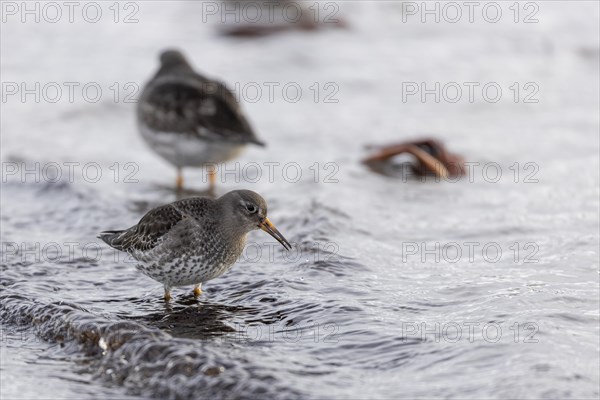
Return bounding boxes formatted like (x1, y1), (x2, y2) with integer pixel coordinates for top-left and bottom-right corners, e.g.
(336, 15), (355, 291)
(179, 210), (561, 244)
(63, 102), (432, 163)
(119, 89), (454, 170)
(164, 287), (172, 302)
(193, 284), (202, 297)
(207, 168), (217, 192)
(176, 168), (184, 191)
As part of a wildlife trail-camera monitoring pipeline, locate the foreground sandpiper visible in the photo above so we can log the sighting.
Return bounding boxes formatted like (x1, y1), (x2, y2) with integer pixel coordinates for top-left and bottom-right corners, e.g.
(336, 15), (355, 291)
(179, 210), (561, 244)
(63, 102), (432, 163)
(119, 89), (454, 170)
(138, 49), (264, 191)
(99, 190), (291, 301)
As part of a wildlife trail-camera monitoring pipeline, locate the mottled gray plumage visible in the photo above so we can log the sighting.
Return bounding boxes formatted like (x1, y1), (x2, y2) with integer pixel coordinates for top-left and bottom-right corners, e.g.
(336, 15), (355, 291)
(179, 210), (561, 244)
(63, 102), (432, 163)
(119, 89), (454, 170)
(99, 190), (291, 301)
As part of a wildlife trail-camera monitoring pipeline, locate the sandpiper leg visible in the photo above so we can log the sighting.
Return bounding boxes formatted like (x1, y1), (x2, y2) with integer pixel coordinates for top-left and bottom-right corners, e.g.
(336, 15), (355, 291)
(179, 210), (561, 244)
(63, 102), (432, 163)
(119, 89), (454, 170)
(193, 283), (202, 297)
(207, 167), (217, 191)
(164, 285), (172, 302)
(175, 168), (184, 191)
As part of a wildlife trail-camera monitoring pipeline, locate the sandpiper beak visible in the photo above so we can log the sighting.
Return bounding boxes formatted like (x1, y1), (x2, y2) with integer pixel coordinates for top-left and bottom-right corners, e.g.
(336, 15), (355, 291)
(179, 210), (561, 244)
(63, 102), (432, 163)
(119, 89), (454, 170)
(259, 218), (292, 251)
(250, 138), (266, 147)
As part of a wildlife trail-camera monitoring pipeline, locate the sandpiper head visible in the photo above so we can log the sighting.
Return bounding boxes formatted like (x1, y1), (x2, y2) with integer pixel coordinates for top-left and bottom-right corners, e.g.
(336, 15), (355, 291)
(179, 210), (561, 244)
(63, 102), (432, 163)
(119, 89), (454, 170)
(220, 190), (292, 250)
(159, 49), (191, 69)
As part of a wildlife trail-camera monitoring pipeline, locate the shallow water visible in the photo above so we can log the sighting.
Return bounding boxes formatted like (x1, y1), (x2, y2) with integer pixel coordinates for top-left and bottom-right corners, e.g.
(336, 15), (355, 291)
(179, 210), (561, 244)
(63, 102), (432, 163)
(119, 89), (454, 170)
(1, 1), (599, 399)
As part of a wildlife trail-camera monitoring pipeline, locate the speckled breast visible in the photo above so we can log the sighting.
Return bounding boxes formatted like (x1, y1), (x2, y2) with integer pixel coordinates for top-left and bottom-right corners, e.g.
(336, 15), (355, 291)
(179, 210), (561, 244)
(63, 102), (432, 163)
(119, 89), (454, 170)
(131, 226), (247, 288)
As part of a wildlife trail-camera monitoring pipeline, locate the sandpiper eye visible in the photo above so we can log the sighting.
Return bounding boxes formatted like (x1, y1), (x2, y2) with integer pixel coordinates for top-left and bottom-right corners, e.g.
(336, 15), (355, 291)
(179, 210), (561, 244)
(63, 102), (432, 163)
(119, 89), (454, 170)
(245, 204), (257, 213)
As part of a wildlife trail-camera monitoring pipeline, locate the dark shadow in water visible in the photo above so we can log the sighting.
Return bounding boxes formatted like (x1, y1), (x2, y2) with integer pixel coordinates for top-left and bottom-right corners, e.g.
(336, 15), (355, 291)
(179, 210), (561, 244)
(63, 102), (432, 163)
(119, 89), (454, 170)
(121, 297), (257, 341)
